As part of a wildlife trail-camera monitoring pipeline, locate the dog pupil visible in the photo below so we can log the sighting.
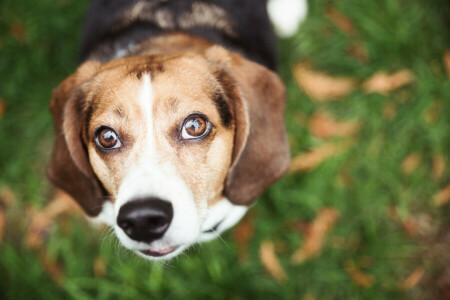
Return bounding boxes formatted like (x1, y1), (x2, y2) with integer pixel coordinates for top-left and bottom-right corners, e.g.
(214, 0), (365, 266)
(186, 117), (205, 136)
(102, 130), (116, 147)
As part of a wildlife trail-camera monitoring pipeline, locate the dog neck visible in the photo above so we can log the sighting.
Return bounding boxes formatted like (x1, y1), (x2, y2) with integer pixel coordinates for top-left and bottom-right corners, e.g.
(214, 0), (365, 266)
(123, 32), (214, 58)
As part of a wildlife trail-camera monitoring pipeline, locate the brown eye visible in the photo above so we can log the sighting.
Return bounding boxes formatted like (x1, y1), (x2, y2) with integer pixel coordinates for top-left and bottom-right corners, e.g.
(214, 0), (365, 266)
(181, 115), (210, 140)
(95, 127), (122, 149)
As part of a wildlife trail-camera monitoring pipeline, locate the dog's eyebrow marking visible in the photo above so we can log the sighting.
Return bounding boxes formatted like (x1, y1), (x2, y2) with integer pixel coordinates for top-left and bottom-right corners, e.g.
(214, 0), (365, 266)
(114, 107), (124, 118)
(212, 91), (232, 128)
(85, 102), (95, 140)
(168, 97), (179, 114)
(132, 61), (165, 80)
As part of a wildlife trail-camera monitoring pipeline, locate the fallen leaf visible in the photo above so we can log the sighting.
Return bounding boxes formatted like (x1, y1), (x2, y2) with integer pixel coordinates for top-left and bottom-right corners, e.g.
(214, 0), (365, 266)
(291, 208), (340, 264)
(290, 142), (348, 172)
(401, 153), (421, 175)
(38, 250), (64, 284)
(433, 184), (450, 207)
(0, 98), (6, 119)
(343, 260), (374, 288)
(432, 155), (446, 181)
(10, 21), (27, 44)
(308, 112), (360, 139)
(399, 268), (424, 290)
(362, 69), (414, 94)
(402, 218), (419, 236)
(293, 63), (358, 101)
(93, 256), (107, 278)
(259, 241), (287, 283)
(26, 189), (81, 250)
(444, 49), (450, 77)
(347, 43), (369, 62)
(233, 212), (255, 261)
(325, 7), (355, 34)
(424, 99), (442, 123)
(0, 186), (15, 207)
(382, 102), (396, 120)
(0, 208), (5, 245)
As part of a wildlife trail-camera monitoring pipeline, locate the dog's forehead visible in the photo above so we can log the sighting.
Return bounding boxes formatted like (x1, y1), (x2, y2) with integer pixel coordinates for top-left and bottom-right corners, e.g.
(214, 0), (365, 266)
(87, 55), (223, 122)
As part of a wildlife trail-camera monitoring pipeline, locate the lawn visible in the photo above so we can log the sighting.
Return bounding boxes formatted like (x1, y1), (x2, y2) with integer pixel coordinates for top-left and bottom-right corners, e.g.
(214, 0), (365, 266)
(0, 0), (449, 299)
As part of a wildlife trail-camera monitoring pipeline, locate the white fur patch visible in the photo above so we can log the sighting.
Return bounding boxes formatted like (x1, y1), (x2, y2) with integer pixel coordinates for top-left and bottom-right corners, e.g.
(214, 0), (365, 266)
(112, 74), (201, 260)
(267, 0), (308, 37)
(199, 198), (248, 242)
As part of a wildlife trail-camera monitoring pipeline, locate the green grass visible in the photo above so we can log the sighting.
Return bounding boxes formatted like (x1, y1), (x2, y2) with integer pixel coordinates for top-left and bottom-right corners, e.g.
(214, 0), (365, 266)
(0, 0), (449, 299)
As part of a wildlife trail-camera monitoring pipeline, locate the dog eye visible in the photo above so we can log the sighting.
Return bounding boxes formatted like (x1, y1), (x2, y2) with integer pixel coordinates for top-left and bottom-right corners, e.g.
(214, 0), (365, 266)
(95, 127), (122, 149)
(181, 115), (210, 140)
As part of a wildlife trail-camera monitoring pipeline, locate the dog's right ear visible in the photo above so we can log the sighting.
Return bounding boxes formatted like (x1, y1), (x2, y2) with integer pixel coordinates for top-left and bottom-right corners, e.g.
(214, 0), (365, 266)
(47, 61), (106, 217)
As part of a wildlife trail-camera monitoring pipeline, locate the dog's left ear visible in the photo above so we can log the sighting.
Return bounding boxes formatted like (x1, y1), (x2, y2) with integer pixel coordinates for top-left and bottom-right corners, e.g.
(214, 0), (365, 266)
(205, 46), (290, 206)
(47, 61), (107, 216)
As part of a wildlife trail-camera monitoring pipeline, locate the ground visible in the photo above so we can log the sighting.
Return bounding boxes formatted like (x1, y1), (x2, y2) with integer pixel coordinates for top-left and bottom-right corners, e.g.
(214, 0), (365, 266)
(0, 0), (449, 299)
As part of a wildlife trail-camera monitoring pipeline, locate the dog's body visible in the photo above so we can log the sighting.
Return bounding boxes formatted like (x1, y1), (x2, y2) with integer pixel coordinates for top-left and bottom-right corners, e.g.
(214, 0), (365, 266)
(80, 0), (278, 71)
(48, 0), (291, 260)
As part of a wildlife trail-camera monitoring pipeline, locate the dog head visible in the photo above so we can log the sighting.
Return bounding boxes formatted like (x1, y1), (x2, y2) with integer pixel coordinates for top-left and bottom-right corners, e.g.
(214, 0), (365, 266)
(47, 46), (290, 260)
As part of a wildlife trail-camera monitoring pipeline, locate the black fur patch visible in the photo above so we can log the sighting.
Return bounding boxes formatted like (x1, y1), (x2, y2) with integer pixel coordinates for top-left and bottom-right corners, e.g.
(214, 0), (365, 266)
(212, 92), (233, 128)
(80, 0), (278, 70)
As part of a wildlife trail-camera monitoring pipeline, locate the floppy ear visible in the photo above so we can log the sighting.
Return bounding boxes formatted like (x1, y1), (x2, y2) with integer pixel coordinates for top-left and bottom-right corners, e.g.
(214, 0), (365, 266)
(47, 61), (107, 216)
(206, 47), (290, 206)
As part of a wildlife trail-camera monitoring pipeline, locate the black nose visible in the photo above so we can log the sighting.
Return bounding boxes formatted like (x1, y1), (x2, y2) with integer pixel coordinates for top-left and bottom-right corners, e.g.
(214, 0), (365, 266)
(117, 198), (173, 243)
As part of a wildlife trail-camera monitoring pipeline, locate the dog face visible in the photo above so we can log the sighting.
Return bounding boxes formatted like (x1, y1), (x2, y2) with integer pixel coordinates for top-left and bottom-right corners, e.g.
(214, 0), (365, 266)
(48, 46), (290, 260)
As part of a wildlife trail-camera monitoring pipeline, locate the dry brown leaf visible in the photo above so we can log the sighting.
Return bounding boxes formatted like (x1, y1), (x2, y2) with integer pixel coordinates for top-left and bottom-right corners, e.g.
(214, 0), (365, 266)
(259, 241), (287, 282)
(444, 49), (450, 77)
(26, 189), (81, 250)
(38, 250), (64, 284)
(344, 260), (374, 288)
(401, 153), (421, 175)
(432, 155), (446, 181)
(382, 102), (396, 120)
(93, 256), (107, 278)
(0, 186), (15, 207)
(0, 208), (5, 245)
(308, 112), (360, 139)
(325, 7), (355, 34)
(291, 208), (340, 264)
(0, 98), (6, 119)
(290, 142), (348, 172)
(347, 44), (369, 62)
(433, 184), (450, 207)
(293, 63), (358, 101)
(233, 212), (255, 261)
(10, 21), (27, 44)
(424, 99), (442, 124)
(362, 70), (414, 94)
(399, 268), (424, 290)
(401, 218), (419, 236)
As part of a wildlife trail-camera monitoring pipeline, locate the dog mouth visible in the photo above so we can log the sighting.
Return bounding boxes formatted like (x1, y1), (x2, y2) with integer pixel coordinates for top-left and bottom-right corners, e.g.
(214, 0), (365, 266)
(139, 246), (179, 257)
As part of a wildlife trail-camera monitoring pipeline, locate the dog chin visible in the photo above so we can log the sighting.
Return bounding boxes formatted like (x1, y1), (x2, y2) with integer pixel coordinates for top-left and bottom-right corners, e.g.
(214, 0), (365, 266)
(134, 244), (189, 261)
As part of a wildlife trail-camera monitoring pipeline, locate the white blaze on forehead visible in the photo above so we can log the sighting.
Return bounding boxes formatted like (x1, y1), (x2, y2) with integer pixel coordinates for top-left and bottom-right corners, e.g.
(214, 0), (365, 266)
(139, 74), (154, 131)
(113, 73), (201, 251)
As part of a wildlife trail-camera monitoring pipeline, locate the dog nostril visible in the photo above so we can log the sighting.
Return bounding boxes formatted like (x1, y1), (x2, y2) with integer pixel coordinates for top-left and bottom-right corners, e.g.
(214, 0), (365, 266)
(148, 216), (164, 227)
(119, 220), (133, 235)
(117, 198), (173, 243)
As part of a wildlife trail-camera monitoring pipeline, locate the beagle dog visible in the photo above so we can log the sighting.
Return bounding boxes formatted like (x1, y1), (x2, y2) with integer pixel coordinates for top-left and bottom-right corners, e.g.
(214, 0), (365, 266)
(48, 0), (291, 260)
